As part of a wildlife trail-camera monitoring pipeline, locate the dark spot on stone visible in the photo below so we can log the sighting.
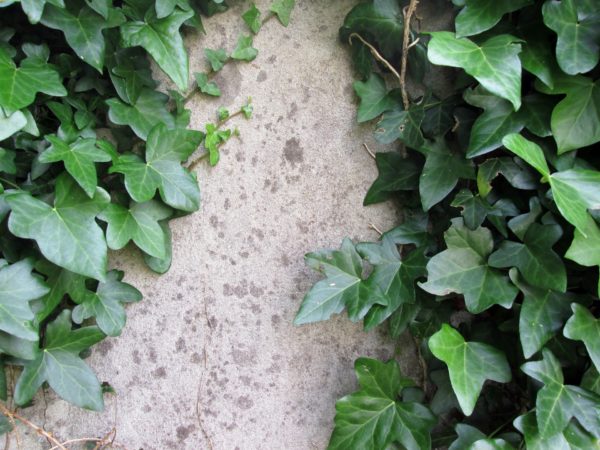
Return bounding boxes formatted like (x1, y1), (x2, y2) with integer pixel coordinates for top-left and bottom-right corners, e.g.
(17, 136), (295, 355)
(176, 424), (195, 441)
(218, 231), (225, 239)
(95, 339), (113, 357)
(132, 350), (141, 365)
(175, 337), (186, 352)
(209, 215), (219, 228)
(224, 198), (231, 210)
(223, 280), (249, 298)
(252, 228), (264, 240)
(212, 63), (242, 103)
(191, 352), (202, 364)
(143, 404), (152, 413)
(318, 25), (328, 32)
(148, 348), (157, 363)
(236, 395), (254, 410)
(271, 314), (281, 326)
(283, 138), (304, 167)
(152, 367), (167, 378)
(287, 102), (298, 119)
(267, 55), (277, 64)
(231, 345), (257, 366)
(256, 70), (267, 82)
(249, 283), (264, 298)
(240, 251), (249, 259)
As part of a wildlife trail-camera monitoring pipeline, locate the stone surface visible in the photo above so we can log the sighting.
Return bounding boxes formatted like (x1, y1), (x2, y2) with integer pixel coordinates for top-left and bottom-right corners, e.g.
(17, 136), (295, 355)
(6, 1), (455, 448)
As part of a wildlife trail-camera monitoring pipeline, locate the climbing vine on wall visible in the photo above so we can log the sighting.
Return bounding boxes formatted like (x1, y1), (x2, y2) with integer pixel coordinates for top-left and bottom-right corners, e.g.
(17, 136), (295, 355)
(296, 0), (600, 448)
(0, 0), (294, 439)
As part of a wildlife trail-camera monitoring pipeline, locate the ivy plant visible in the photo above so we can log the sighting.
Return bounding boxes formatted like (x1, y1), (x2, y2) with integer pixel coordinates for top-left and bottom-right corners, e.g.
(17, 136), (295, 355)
(296, 0), (600, 448)
(0, 0), (292, 431)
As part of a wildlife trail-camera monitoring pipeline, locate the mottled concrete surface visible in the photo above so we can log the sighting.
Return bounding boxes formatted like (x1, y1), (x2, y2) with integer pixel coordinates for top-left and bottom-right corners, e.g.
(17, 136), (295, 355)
(6, 1), (453, 448)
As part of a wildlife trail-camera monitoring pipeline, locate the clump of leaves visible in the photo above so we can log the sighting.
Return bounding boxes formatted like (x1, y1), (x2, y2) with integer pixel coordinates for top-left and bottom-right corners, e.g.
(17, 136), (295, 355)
(0, 0), (292, 429)
(296, 0), (600, 448)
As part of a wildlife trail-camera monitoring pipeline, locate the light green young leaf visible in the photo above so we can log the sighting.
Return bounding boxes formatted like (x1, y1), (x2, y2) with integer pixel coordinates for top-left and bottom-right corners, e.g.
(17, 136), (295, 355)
(230, 35), (258, 61)
(195, 72), (221, 97)
(329, 358), (435, 450)
(242, 3), (261, 34)
(106, 88), (175, 140)
(0, 259), (48, 341)
(513, 411), (570, 450)
(6, 173), (109, 280)
(270, 0), (294, 26)
(0, 109), (27, 140)
(143, 221), (172, 273)
(429, 324), (511, 415)
(0, 47), (66, 110)
(542, 0), (600, 75)
(19, 0), (64, 24)
(14, 311), (105, 411)
(419, 219), (518, 313)
(353, 74), (399, 123)
(455, 0), (532, 37)
(427, 32), (522, 110)
(109, 124), (203, 211)
(469, 439), (515, 449)
(72, 270), (142, 336)
(564, 303), (600, 371)
(204, 48), (228, 72)
(39, 136), (112, 197)
(502, 133), (550, 177)
(120, 8), (194, 90)
(98, 199), (172, 258)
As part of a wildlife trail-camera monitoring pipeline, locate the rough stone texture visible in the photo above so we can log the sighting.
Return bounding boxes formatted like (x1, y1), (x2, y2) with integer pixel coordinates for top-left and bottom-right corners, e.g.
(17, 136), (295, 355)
(7, 1), (453, 448)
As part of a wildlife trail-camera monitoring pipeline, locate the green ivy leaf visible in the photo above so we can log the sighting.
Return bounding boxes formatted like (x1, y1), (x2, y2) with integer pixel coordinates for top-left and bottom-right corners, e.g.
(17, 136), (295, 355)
(41, 4), (114, 72)
(269, 0), (294, 27)
(353, 74), (399, 123)
(521, 348), (600, 438)
(242, 3), (261, 34)
(429, 324), (511, 416)
(357, 236), (427, 331)
(329, 358), (436, 450)
(449, 424), (486, 450)
(419, 219), (518, 313)
(477, 157), (537, 198)
(98, 199), (172, 258)
(514, 411), (570, 450)
(120, 8), (194, 90)
(542, 0), (600, 75)
(564, 303), (600, 371)
(565, 215), (600, 294)
(38, 136), (112, 197)
(106, 88), (175, 140)
(6, 173), (109, 280)
(0, 259), (48, 341)
(470, 439), (516, 449)
(489, 223), (566, 292)
(375, 105), (425, 149)
(501, 133), (550, 178)
(294, 238), (388, 324)
(455, 0), (532, 37)
(19, 0), (64, 24)
(143, 220), (172, 273)
(109, 124), (203, 211)
(14, 310), (105, 411)
(204, 48), (228, 72)
(519, 29), (557, 88)
(72, 270), (142, 336)
(230, 34), (258, 61)
(550, 169), (600, 235)
(419, 139), (474, 211)
(0, 109), (27, 141)
(0, 47), (66, 110)
(427, 32), (522, 110)
(195, 72), (221, 97)
(363, 152), (421, 205)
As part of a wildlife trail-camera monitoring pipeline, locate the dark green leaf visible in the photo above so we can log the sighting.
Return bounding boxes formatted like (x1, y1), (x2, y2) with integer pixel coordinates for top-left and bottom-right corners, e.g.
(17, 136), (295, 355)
(455, 0), (532, 37)
(564, 303), (600, 371)
(363, 152), (421, 205)
(230, 35), (258, 61)
(204, 48), (228, 72)
(375, 105), (425, 148)
(20, 0), (64, 24)
(242, 3), (261, 34)
(449, 424), (486, 450)
(353, 74), (399, 123)
(195, 72), (221, 97)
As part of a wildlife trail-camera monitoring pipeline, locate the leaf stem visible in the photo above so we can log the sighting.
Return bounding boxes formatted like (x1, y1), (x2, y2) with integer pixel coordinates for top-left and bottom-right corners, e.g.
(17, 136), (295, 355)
(0, 177), (19, 190)
(400, 0), (419, 110)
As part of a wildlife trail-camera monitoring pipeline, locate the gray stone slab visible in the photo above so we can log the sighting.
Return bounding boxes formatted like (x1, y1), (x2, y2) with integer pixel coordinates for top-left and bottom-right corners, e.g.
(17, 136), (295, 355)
(5, 1), (455, 448)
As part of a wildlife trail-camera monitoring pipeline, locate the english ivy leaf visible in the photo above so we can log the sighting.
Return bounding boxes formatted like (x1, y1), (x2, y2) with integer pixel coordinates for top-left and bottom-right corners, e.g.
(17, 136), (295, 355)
(242, 3), (261, 34)
(0, 109), (27, 140)
(363, 152), (421, 205)
(0, 48), (66, 111)
(14, 310), (105, 411)
(422, 94), (460, 138)
(509, 269), (572, 358)
(542, 0), (600, 75)
(143, 220), (172, 273)
(429, 324), (511, 416)
(204, 48), (228, 72)
(429, 368), (460, 415)
(120, 8), (194, 90)
(110, 50), (156, 104)
(582, 366), (600, 395)
(543, 76), (600, 153)
(109, 124), (202, 211)
(230, 35), (258, 62)
(566, 215), (600, 294)
(419, 218), (518, 313)
(41, 5), (113, 72)
(19, 0), (64, 24)
(449, 424), (486, 450)
(513, 411), (570, 450)
(204, 123), (231, 166)
(455, 0), (532, 37)
(269, 0), (294, 26)
(502, 133), (550, 178)
(451, 189), (491, 229)
(357, 237), (427, 330)
(521, 348), (600, 438)
(522, 94), (555, 138)
(72, 270), (142, 336)
(419, 139), (474, 211)
(469, 439), (516, 449)
(375, 105), (425, 149)
(463, 87), (526, 158)
(329, 358), (436, 450)
(86, 0), (111, 19)
(39, 136), (112, 197)
(354, 74), (399, 123)
(98, 199), (172, 258)
(195, 72), (221, 97)
(519, 29), (557, 88)
(6, 173), (109, 280)
(0, 148), (16, 174)
(106, 88), (175, 140)
(564, 303), (600, 371)
(427, 32), (523, 110)
(489, 223), (566, 292)
(0, 259), (48, 341)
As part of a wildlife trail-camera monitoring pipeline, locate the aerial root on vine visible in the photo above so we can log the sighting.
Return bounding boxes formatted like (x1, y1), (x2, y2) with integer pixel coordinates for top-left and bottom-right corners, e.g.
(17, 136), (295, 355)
(369, 223), (384, 236)
(348, 33), (401, 84)
(362, 143), (376, 159)
(400, 0), (419, 110)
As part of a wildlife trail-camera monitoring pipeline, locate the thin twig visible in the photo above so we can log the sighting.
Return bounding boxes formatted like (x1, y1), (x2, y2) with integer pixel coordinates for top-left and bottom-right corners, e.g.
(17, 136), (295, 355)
(363, 143), (376, 159)
(369, 223), (384, 236)
(400, 0), (419, 110)
(0, 177), (19, 190)
(0, 403), (65, 450)
(348, 33), (401, 84)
